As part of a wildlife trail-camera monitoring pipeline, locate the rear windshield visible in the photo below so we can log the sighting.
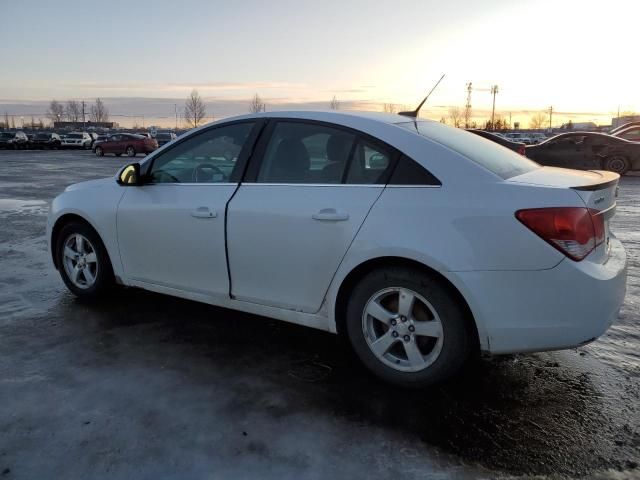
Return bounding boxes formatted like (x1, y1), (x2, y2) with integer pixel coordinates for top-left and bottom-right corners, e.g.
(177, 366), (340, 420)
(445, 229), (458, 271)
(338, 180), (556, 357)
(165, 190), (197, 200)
(157, 133), (171, 139)
(36, 133), (50, 139)
(398, 121), (539, 179)
(0, 132), (13, 139)
(67, 133), (83, 139)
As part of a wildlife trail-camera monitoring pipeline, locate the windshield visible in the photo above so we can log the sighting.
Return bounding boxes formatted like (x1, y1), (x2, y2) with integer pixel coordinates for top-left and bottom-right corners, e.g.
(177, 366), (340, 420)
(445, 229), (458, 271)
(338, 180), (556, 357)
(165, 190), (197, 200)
(67, 133), (83, 139)
(398, 121), (539, 179)
(36, 133), (50, 139)
(157, 133), (171, 139)
(0, 132), (13, 139)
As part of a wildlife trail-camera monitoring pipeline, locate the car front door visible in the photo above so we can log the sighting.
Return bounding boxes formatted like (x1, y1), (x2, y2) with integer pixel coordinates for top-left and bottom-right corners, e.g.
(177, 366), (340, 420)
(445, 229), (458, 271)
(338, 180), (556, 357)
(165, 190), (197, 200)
(104, 135), (120, 154)
(116, 121), (259, 300)
(226, 120), (396, 313)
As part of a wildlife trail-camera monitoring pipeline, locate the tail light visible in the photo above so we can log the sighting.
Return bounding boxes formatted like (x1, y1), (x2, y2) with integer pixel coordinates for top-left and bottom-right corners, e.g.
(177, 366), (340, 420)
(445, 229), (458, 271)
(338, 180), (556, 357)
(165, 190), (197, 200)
(516, 207), (605, 261)
(518, 145), (526, 156)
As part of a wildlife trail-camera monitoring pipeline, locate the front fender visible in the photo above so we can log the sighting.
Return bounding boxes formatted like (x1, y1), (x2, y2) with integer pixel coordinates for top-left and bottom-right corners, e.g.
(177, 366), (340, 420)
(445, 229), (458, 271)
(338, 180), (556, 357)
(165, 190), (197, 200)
(47, 184), (126, 279)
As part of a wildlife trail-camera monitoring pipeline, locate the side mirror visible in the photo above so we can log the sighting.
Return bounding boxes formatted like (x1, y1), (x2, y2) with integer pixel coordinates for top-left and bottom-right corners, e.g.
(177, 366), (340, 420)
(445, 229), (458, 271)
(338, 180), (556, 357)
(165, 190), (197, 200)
(117, 163), (142, 186)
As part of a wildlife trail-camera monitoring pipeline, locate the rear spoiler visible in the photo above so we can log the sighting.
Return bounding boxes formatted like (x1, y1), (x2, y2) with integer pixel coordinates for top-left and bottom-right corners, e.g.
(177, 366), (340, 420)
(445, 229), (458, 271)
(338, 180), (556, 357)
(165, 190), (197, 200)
(570, 170), (619, 191)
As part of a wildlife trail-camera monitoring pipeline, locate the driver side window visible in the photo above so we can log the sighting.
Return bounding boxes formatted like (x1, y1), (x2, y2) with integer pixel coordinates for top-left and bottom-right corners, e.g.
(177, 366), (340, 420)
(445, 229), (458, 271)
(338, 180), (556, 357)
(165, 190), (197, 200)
(148, 122), (255, 184)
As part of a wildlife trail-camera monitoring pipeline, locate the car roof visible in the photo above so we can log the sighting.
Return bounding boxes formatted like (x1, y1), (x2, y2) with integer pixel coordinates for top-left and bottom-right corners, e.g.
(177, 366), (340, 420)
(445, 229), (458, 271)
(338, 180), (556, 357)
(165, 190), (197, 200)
(613, 125), (640, 134)
(213, 110), (427, 127)
(610, 121), (640, 134)
(539, 131), (634, 144)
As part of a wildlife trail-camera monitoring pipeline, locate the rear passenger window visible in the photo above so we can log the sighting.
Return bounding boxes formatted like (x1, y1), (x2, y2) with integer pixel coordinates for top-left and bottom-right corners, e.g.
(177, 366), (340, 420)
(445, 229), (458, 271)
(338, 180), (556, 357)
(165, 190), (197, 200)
(257, 122), (355, 184)
(344, 139), (393, 184)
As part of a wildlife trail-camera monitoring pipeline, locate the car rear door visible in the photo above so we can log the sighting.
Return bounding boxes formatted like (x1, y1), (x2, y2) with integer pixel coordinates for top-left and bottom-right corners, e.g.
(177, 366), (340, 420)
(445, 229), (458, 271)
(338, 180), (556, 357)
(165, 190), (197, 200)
(117, 121), (259, 299)
(226, 119), (396, 313)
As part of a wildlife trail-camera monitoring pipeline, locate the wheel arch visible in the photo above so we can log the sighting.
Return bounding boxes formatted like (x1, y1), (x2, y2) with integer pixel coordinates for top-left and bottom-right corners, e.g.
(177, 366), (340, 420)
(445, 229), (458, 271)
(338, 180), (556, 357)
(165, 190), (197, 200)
(332, 256), (481, 353)
(50, 213), (113, 273)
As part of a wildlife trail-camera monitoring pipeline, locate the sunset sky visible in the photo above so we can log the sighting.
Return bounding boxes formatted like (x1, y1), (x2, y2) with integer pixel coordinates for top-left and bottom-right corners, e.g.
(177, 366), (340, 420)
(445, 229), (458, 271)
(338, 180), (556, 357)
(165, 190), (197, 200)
(1, 0), (638, 127)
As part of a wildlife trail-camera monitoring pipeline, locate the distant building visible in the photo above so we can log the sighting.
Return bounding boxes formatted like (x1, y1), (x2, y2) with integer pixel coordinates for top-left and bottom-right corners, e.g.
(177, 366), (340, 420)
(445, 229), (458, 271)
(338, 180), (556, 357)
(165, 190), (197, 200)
(53, 121), (117, 130)
(612, 115), (640, 128)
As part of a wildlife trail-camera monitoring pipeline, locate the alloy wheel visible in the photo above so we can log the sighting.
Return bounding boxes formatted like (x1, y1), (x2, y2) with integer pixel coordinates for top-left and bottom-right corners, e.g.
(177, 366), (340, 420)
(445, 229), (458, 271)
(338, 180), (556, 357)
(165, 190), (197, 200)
(62, 233), (99, 289)
(362, 287), (444, 372)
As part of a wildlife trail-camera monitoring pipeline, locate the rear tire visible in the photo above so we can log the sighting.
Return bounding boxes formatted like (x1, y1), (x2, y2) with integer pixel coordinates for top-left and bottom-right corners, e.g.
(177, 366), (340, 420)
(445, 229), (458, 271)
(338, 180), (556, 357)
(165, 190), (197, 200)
(95, 146), (104, 157)
(604, 155), (630, 175)
(345, 267), (471, 388)
(55, 221), (114, 299)
(125, 146), (136, 157)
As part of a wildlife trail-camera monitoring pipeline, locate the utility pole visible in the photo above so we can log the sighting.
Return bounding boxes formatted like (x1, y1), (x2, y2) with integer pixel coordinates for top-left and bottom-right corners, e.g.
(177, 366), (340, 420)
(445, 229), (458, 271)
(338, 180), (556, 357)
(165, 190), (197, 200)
(174, 104), (178, 129)
(82, 100), (86, 127)
(509, 112), (512, 129)
(490, 85), (499, 130)
(464, 82), (472, 128)
(549, 106), (553, 130)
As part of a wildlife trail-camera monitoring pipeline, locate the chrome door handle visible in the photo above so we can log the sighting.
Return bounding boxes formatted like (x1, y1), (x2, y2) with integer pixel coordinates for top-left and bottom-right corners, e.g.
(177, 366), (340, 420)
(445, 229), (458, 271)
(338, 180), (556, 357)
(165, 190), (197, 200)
(191, 207), (217, 218)
(312, 208), (349, 221)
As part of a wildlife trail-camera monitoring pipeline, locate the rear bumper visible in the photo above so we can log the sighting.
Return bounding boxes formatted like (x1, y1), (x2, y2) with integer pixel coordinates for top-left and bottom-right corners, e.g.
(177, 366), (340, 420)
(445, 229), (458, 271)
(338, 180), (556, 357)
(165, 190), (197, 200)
(453, 235), (627, 354)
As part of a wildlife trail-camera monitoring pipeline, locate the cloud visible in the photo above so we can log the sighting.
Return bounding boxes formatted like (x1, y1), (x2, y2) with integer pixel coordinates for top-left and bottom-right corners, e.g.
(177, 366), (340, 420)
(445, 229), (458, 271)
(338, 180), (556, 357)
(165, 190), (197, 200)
(64, 81), (308, 93)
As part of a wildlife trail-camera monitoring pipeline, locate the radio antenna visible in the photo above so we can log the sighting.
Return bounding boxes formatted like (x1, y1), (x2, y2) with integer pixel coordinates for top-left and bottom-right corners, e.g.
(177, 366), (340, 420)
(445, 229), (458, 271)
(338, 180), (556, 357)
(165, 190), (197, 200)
(398, 74), (446, 118)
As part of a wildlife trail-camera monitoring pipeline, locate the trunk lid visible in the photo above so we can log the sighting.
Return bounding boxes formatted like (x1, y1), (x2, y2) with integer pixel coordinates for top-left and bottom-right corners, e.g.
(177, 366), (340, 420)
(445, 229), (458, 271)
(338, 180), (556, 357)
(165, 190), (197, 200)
(509, 166), (619, 263)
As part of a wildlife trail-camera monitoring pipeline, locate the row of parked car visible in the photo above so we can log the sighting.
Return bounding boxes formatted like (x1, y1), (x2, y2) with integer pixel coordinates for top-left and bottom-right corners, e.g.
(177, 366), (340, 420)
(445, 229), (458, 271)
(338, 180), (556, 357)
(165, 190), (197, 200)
(469, 121), (640, 175)
(0, 130), (178, 157)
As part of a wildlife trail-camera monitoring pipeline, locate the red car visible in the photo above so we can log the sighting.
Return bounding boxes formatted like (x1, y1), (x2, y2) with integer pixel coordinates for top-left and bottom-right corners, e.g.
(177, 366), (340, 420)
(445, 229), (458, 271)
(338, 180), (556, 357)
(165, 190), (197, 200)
(93, 133), (158, 157)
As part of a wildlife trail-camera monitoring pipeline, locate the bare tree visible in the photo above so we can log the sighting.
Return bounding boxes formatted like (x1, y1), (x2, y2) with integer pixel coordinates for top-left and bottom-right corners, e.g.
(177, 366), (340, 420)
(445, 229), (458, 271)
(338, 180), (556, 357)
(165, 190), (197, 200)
(484, 115), (507, 131)
(529, 112), (547, 130)
(65, 100), (82, 122)
(47, 100), (65, 124)
(3, 112), (9, 129)
(184, 90), (206, 128)
(249, 93), (266, 113)
(448, 107), (463, 128)
(383, 103), (397, 114)
(439, 117), (447, 124)
(329, 95), (340, 110)
(89, 98), (109, 123)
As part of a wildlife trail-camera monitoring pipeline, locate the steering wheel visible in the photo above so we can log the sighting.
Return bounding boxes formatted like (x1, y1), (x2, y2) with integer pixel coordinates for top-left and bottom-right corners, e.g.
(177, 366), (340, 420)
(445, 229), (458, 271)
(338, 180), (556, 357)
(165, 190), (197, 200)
(193, 163), (225, 183)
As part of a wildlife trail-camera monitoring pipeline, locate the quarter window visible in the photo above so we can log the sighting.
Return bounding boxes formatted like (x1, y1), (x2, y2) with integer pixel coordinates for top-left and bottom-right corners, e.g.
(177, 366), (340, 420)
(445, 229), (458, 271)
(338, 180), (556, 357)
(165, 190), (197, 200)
(345, 139), (393, 184)
(148, 122), (254, 184)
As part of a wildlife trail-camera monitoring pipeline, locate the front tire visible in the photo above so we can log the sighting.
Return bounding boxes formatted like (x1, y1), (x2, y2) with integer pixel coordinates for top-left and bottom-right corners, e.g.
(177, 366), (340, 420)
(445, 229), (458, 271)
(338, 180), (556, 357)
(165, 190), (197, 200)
(95, 146), (104, 157)
(346, 267), (471, 388)
(55, 222), (114, 299)
(125, 146), (136, 157)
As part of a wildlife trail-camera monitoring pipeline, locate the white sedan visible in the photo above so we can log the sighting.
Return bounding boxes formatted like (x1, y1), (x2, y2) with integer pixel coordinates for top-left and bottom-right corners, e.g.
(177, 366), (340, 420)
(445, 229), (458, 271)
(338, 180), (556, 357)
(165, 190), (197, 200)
(47, 111), (627, 387)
